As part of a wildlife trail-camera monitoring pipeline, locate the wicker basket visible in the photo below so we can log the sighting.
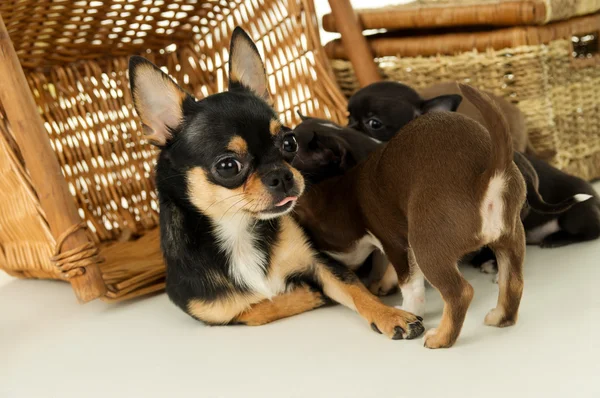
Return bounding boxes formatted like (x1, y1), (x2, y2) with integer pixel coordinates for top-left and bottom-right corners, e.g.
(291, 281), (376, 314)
(0, 0), (347, 303)
(326, 13), (600, 181)
(323, 0), (600, 31)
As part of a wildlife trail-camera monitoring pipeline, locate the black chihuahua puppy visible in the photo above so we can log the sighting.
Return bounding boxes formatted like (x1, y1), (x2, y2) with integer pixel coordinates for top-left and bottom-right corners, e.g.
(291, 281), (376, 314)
(348, 81), (599, 251)
(127, 27), (423, 338)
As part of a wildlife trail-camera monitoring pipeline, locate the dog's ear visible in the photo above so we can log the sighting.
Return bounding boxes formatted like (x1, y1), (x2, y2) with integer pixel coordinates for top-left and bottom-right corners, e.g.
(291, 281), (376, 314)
(315, 134), (350, 169)
(421, 94), (463, 114)
(297, 110), (309, 121)
(129, 56), (188, 146)
(228, 27), (271, 103)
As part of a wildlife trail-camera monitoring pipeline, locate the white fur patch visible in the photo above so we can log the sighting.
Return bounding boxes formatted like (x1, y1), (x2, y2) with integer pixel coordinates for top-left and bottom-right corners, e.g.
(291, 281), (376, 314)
(526, 219), (560, 244)
(574, 194), (593, 202)
(480, 259), (497, 274)
(479, 173), (506, 242)
(326, 231), (383, 269)
(213, 212), (275, 298)
(397, 249), (425, 316)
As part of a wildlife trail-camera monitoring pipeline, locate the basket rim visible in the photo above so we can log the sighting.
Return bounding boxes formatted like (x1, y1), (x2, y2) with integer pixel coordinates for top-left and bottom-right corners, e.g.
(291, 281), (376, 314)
(325, 13), (600, 59)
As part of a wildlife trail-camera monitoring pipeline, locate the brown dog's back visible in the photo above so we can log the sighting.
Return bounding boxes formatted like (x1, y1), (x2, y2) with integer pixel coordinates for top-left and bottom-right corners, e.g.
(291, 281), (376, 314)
(419, 82), (528, 153)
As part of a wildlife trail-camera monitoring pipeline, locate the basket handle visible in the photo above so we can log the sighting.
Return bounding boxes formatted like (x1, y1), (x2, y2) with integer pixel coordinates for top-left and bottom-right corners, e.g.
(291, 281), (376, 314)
(328, 0), (381, 87)
(0, 14), (106, 303)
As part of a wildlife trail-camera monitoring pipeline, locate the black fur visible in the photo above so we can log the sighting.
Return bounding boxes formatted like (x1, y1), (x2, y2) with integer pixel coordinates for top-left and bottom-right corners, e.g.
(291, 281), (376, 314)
(130, 28), (304, 323)
(522, 154), (600, 247)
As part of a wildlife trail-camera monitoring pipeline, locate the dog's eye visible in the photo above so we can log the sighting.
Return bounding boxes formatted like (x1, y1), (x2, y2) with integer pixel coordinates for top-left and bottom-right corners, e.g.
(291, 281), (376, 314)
(283, 134), (298, 153)
(366, 118), (383, 130)
(216, 158), (242, 178)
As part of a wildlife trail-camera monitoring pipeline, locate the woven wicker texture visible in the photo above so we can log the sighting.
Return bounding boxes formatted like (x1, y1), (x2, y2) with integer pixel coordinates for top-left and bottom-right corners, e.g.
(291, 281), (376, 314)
(325, 14), (600, 57)
(329, 37), (600, 181)
(0, 0), (347, 301)
(322, 0), (600, 32)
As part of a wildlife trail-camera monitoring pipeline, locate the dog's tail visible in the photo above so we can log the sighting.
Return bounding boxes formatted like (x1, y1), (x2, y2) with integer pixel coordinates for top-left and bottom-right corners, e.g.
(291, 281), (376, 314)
(527, 191), (592, 214)
(513, 151), (593, 214)
(459, 84), (513, 183)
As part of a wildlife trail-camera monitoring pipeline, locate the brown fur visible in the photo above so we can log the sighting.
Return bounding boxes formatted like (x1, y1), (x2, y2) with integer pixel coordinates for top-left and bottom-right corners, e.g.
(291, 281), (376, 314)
(295, 85), (527, 348)
(186, 167), (303, 217)
(235, 286), (327, 326)
(419, 82), (530, 154)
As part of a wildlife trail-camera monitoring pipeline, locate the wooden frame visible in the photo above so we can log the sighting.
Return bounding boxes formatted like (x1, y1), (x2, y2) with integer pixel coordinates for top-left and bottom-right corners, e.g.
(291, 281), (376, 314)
(0, 15), (106, 303)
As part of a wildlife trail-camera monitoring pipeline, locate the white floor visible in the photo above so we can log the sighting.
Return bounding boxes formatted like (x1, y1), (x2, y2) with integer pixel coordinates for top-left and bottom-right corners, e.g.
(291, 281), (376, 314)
(1, 183), (599, 398)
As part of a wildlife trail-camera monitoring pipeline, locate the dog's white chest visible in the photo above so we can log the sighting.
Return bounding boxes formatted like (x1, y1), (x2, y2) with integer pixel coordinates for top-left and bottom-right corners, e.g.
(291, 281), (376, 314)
(213, 214), (278, 298)
(326, 231), (384, 269)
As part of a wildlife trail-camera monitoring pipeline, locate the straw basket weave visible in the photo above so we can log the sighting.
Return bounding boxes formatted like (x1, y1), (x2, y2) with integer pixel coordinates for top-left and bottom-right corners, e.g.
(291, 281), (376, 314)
(0, 0), (346, 303)
(323, 0), (600, 31)
(327, 13), (600, 181)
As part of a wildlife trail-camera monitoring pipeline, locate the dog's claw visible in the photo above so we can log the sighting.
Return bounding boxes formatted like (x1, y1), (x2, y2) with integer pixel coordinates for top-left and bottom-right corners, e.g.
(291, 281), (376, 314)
(417, 315), (423, 321)
(392, 326), (405, 340)
(407, 321), (425, 339)
(370, 322), (382, 334)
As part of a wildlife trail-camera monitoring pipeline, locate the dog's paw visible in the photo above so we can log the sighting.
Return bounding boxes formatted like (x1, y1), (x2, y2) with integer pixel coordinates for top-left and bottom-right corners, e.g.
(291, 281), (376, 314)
(480, 260), (497, 274)
(369, 308), (424, 340)
(368, 278), (398, 297)
(484, 308), (516, 327)
(423, 328), (453, 349)
(493, 273), (499, 284)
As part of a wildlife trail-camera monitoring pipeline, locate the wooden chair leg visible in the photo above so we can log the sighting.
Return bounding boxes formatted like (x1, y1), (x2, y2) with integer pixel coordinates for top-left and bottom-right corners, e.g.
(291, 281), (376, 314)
(0, 15), (106, 302)
(327, 0), (381, 87)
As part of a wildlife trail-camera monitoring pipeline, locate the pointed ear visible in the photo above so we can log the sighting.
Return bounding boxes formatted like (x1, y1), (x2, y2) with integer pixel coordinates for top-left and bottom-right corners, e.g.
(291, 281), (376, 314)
(228, 27), (271, 103)
(296, 110), (309, 121)
(421, 94), (463, 114)
(129, 56), (188, 146)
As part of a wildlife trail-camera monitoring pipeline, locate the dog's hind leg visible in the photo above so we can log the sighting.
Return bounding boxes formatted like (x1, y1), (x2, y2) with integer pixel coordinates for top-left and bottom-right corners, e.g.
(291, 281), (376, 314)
(408, 234), (474, 349)
(314, 255), (424, 340)
(485, 221), (525, 327)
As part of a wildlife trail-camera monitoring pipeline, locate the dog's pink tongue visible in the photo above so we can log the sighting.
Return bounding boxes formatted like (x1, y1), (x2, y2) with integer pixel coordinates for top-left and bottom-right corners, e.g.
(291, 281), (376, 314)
(276, 196), (298, 207)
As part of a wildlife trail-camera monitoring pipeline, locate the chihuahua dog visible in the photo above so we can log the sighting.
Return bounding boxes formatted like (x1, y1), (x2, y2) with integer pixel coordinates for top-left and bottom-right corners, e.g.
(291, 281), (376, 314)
(293, 84), (527, 349)
(522, 155), (600, 247)
(348, 81), (597, 251)
(128, 27), (424, 339)
(292, 116), (587, 291)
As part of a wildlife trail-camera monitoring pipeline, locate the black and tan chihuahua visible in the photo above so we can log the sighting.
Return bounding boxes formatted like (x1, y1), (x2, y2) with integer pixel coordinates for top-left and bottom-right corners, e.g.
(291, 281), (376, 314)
(128, 27), (423, 339)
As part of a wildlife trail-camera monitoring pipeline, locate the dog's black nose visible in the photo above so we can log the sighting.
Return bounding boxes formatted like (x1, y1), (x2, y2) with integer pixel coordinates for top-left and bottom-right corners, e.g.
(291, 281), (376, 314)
(264, 169), (294, 194)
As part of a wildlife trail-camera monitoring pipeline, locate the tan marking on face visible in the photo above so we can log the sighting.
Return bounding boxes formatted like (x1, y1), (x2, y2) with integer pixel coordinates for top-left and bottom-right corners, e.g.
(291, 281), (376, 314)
(187, 168), (273, 218)
(270, 119), (282, 136)
(227, 136), (248, 155)
(243, 172), (275, 213)
(288, 163), (305, 196)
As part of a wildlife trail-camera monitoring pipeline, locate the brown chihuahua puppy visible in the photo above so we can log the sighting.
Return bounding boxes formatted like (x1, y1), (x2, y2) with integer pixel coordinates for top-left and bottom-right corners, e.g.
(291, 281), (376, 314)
(293, 85), (527, 349)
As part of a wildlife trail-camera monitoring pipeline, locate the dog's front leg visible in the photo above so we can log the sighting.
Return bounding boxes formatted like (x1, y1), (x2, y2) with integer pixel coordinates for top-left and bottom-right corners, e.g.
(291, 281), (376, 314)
(235, 286), (327, 326)
(314, 255), (424, 339)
